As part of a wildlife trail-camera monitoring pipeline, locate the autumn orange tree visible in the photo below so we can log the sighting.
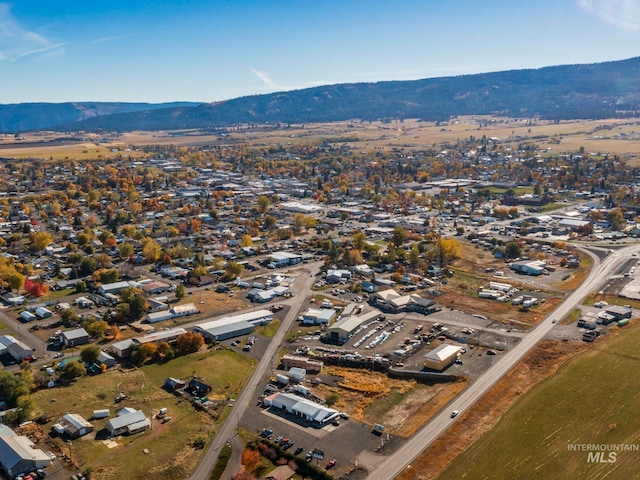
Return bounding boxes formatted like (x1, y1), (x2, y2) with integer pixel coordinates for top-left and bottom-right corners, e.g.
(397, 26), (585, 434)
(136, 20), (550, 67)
(175, 332), (204, 355)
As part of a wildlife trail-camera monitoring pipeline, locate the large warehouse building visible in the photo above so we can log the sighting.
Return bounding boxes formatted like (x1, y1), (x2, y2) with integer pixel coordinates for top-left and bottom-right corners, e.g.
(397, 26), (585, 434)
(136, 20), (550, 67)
(423, 344), (462, 371)
(193, 309), (273, 342)
(0, 428), (51, 478)
(263, 392), (340, 426)
(327, 310), (384, 344)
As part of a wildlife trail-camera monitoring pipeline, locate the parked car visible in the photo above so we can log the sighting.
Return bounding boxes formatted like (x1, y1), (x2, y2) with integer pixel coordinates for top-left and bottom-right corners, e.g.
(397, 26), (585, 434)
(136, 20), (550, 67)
(294, 446), (304, 455)
(486, 350), (496, 355)
(326, 459), (336, 469)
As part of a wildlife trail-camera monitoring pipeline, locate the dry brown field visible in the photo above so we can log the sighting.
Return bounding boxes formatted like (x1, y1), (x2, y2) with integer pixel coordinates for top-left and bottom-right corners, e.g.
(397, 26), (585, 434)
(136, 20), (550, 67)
(3, 117), (640, 163)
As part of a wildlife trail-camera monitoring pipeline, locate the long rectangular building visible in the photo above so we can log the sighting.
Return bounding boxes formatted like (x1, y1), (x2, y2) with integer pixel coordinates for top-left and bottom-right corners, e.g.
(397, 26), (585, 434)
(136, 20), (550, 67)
(193, 309), (273, 342)
(328, 310), (383, 344)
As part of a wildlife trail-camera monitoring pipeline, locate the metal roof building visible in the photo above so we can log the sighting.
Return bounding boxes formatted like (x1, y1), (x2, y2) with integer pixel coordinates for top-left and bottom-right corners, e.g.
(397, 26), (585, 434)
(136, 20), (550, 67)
(0, 434), (51, 477)
(55, 413), (94, 438)
(328, 310), (383, 344)
(192, 309), (272, 342)
(106, 409), (150, 436)
(423, 344), (462, 371)
(263, 392), (339, 426)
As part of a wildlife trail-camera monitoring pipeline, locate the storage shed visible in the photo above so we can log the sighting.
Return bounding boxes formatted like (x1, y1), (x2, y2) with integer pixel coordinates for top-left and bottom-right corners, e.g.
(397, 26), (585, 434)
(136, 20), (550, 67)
(287, 367), (306, 383)
(19, 311), (36, 323)
(35, 306), (52, 319)
(55, 413), (94, 438)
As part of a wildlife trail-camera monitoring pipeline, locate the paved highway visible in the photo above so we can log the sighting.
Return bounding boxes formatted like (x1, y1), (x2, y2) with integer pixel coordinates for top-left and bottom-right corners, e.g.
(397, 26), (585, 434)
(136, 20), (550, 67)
(188, 263), (319, 480)
(366, 246), (634, 480)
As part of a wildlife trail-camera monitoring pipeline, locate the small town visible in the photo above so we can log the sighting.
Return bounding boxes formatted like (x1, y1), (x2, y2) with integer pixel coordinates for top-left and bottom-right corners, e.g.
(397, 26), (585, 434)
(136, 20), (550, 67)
(2, 3), (640, 479)
(0, 116), (638, 480)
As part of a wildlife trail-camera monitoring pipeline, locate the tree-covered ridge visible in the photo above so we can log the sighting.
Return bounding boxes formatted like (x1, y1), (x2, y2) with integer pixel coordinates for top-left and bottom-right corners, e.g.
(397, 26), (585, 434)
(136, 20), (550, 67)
(51, 56), (640, 132)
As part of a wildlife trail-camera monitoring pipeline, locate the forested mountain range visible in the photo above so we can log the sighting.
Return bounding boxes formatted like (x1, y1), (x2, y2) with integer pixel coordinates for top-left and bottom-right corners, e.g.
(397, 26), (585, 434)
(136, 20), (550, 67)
(0, 102), (200, 133)
(4, 57), (640, 133)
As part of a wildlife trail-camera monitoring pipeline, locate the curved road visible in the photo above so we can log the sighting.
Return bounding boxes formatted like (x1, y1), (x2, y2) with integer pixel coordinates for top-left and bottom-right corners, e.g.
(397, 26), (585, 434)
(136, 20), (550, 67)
(188, 263), (319, 480)
(366, 246), (634, 480)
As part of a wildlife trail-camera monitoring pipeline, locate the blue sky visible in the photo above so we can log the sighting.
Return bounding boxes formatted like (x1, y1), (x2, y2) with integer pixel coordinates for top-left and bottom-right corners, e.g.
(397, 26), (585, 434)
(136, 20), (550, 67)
(2, 0), (640, 104)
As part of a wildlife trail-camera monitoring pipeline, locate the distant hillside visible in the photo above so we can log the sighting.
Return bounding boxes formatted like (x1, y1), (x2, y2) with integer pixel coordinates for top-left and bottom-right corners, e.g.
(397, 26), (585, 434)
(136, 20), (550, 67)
(25, 57), (640, 133)
(0, 102), (201, 133)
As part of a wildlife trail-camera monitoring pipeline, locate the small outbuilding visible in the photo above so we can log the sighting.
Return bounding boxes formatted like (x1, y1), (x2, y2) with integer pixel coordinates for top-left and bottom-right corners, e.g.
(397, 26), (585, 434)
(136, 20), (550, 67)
(19, 311), (36, 323)
(287, 367), (306, 383)
(54, 413), (94, 438)
(35, 306), (52, 319)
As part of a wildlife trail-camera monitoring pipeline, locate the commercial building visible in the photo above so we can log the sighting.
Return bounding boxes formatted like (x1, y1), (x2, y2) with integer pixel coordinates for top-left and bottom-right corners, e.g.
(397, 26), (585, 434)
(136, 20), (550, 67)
(371, 289), (439, 314)
(97, 281), (136, 296)
(281, 354), (323, 374)
(146, 303), (199, 323)
(0, 432), (51, 477)
(263, 392), (339, 426)
(268, 251), (303, 268)
(193, 309), (273, 342)
(60, 328), (90, 347)
(423, 344), (462, 371)
(301, 308), (336, 326)
(328, 310), (383, 344)
(509, 260), (546, 276)
(604, 305), (632, 320)
(0, 335), (34, 362)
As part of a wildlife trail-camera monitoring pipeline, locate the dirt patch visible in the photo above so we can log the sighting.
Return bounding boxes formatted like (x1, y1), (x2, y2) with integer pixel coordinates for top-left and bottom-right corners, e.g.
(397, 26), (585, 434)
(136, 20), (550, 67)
(313, 367), (468, 437)
(118, 381), (144, 393)
(383, 381), (469, 437)
(394, 339), (588, 480)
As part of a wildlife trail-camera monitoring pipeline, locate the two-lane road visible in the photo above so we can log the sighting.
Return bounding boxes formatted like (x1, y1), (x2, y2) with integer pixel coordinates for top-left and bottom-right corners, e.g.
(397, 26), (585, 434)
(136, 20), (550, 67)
(188, 263), (319, 480)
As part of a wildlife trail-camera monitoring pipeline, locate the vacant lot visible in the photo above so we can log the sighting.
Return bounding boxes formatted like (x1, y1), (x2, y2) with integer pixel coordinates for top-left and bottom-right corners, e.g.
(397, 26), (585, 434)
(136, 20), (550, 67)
(436, 322), (640, 480)
(313, 366), (467, 438)
(31, 347), (256, 480)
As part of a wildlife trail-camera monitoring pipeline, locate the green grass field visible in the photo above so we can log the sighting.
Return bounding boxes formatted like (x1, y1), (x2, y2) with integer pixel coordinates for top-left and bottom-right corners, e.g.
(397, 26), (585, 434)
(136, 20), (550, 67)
(438, 322), (640, 480)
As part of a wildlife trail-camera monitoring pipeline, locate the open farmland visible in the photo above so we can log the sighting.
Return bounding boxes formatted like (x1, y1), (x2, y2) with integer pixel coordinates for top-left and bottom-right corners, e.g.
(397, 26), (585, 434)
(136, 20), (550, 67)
(5, 117), (640, 163)
(30, 348), (256, 480)
(436, 322), (640, 480)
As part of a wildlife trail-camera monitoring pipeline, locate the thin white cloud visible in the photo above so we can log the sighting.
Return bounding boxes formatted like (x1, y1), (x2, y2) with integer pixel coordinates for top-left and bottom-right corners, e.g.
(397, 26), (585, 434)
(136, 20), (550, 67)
(251, 68), (278, 89)
(577, 0), (640, 31)
(89, 34), (132, 46)
(0, 3), (64, 61)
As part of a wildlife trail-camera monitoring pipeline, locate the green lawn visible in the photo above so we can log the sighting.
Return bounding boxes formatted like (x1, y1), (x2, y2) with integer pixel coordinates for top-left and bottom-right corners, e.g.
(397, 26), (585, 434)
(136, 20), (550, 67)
(538, 202), (566, 213)
(438, 322), (640, 480)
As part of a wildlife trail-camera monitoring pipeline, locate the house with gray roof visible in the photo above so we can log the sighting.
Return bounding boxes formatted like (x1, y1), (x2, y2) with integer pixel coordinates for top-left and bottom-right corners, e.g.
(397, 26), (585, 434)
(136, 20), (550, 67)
(105, 408), (150, 436)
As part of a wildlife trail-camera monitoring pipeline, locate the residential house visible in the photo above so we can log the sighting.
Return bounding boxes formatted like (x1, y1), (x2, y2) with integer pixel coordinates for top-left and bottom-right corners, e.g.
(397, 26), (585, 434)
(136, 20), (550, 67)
(105, 408), (150, 436)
